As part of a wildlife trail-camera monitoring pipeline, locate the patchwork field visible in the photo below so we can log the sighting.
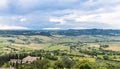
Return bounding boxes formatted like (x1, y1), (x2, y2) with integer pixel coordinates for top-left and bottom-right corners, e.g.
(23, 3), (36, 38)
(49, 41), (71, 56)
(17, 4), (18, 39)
(0, 35), (120, 55)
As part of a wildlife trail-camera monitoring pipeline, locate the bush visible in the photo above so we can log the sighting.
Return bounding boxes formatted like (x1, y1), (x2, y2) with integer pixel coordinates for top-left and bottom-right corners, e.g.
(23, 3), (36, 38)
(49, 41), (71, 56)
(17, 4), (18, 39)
(79, 63), (92, 69)
(75, 60), (93, 69)
(45, 56), (58, 60)
(97, 66), (107, 69)
(103, 55), (109, 60)
(54, 60), (64, 69)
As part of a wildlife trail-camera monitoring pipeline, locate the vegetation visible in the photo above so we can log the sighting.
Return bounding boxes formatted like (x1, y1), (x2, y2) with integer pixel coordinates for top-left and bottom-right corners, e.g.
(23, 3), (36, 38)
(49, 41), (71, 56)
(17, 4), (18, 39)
(0, 29), (120, 69)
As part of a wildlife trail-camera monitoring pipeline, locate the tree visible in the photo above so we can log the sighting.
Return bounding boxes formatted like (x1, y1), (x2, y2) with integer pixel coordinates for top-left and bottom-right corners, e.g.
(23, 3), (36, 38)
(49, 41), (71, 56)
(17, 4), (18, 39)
(97, 66), (107, 69)
(75, 60), (92, 69)
(79, 63), (91, 69)
(62, 57), (75, 69)
(54, 60), (64, 69)
(33, 59), (50, 69)
(103, 55), (109, 60)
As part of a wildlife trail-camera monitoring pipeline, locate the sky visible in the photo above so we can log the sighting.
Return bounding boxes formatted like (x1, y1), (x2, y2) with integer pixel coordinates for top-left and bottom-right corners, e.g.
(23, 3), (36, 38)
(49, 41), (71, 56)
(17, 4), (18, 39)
(0, 0), (120, 30)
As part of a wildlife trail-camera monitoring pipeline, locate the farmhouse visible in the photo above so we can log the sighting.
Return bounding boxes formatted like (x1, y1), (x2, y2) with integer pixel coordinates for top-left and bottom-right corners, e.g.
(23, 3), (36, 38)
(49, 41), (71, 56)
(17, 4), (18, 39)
(0, 67), (14, 69)
(10, 59), (21, 63)
(22, 56), (40, 63)
(10, 56), (40, 63)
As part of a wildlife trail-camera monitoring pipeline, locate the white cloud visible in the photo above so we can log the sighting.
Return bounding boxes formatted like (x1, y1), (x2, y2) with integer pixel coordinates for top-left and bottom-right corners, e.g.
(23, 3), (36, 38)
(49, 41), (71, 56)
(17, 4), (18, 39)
(71, 27), (87, 29)
(20, 18), (27, 22)
(49, 4), (120, 29)
(0, 15), (29, 26)
(0, 0), (8, 10)
(43, 28), (61, 30)
(0, 0), (120, 29)
(75, 10), (120, 28)
(49, 17), (66, 25)
(17, 0), (40, 10)
(0, 25), (29, 30)
(83, 0), (120, 6)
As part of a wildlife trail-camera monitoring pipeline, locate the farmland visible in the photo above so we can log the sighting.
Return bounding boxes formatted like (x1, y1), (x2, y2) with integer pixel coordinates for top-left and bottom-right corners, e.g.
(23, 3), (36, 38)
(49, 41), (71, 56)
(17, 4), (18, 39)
(0, 29), (120, 69)
(0, 35), (120, 54)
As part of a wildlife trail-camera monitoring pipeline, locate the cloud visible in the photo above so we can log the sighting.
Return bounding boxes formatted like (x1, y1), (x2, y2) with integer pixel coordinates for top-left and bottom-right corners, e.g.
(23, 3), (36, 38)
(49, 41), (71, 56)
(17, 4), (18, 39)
(0, 24), (29, 30)
(49, 3), (120, 29)
(0, 0), (120, 29)
(71, 27), (87, 29)
(20, 18), (27, 22)
(0, 0), (83, 14)
(49, 17), (66, 25)
(0, 0), (8, 10)
(43, 28), (61, 30)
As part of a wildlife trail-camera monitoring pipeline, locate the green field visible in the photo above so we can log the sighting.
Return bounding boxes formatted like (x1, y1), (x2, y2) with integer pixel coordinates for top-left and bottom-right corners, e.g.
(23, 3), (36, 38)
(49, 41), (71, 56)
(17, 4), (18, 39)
(0, 35), (120, 54)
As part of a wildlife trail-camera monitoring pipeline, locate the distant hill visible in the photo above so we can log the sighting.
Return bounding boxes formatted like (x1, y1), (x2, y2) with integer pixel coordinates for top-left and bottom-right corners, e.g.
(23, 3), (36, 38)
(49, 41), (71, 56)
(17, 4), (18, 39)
(56, 29), (120, 36)
(0, 29), (120, 36)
